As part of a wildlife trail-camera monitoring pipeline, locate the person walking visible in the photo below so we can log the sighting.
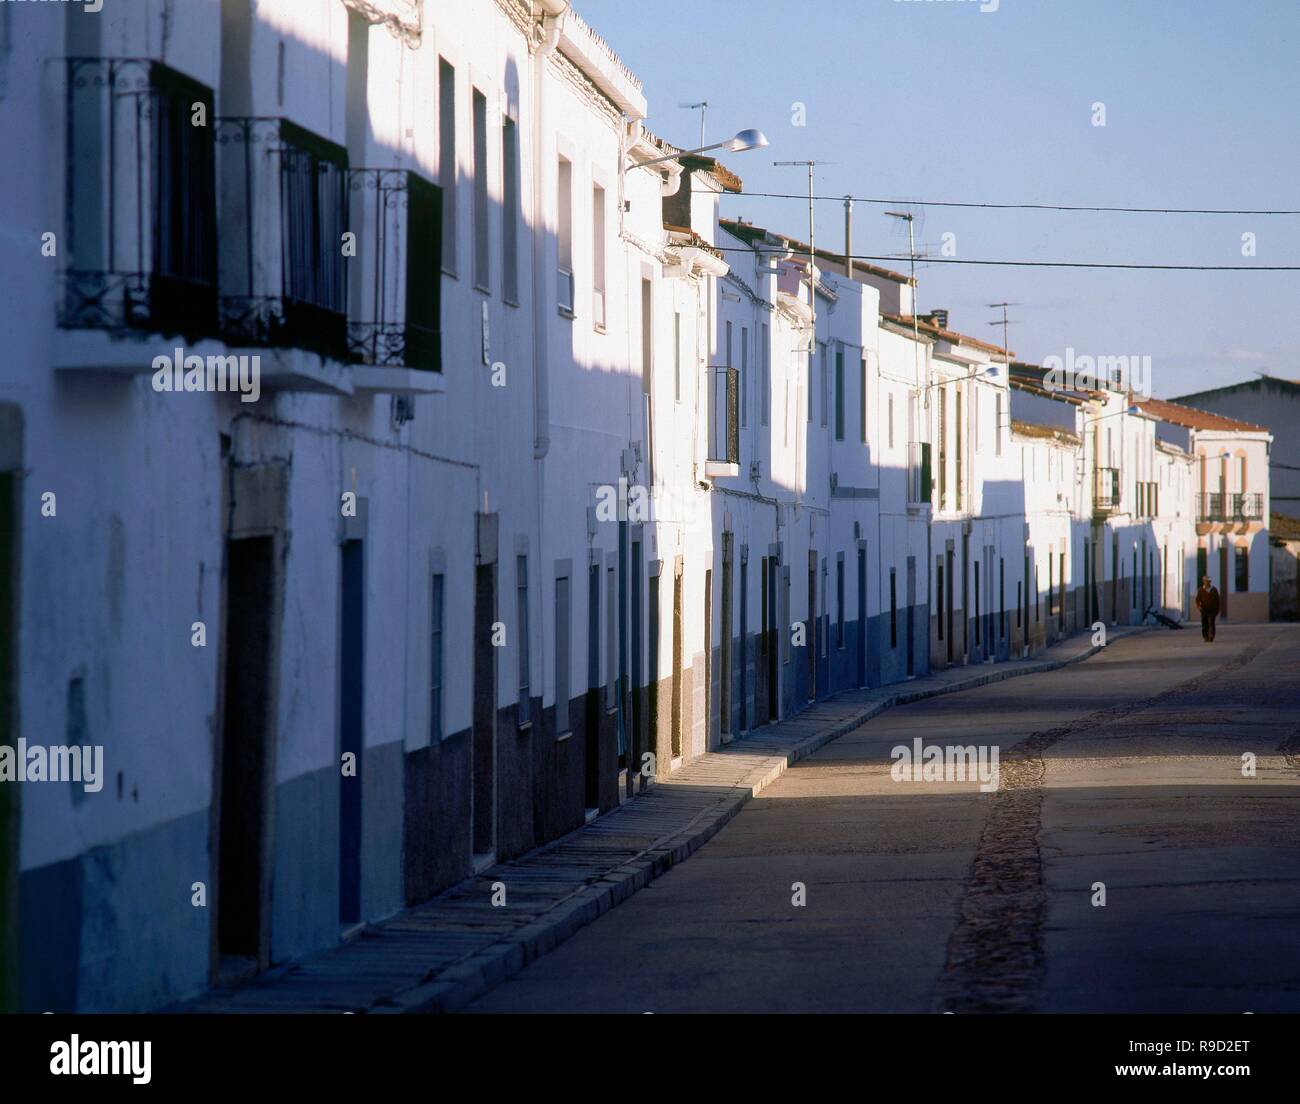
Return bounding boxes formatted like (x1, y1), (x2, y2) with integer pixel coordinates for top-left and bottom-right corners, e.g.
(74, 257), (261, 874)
(1195, 576), (1221, 642)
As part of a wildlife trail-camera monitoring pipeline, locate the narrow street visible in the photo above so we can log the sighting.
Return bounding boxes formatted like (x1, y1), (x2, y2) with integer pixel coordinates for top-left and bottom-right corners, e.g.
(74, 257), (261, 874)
(468, 624), (1300, 1014)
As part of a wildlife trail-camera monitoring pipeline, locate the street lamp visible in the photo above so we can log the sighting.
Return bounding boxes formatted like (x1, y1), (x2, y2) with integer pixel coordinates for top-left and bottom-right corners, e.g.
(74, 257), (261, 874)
(628, 128), (769, 170)
(921, 364), (999, 392)
(1086, 404), (1140, 424)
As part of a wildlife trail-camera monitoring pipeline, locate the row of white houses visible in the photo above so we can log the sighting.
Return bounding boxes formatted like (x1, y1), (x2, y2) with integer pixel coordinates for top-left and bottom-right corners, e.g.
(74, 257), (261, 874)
(0, 0), (1272, 1011)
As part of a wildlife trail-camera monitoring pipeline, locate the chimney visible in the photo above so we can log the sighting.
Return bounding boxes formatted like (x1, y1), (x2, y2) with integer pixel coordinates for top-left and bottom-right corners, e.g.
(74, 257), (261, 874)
(929, 308), (949, 330)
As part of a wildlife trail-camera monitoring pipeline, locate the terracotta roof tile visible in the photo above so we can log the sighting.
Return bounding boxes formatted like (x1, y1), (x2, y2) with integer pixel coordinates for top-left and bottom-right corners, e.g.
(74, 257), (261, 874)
(883, 313), (1012, 357)
(1133, 396), (1267, 433)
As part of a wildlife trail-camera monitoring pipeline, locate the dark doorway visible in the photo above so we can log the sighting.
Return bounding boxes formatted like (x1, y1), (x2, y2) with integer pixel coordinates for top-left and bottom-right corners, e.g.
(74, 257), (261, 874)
(648, 571), (659, 775)
(472, 562), (497, 859)
(806, 552), (817, 700)
(631, 540), (644, 784)
(338, 539), (365, 926)
(906, 556), (916, 677)
(768, 558), (779, 719)
(1024, 551), (1032, 653)
(961, 533), (969, 660)
(703, 568), (713, 746)
(756, 555), (768, 727)
(856, 546), (867, 686)
(945, 548), (955, 663)
(670, 560), (683, 760)
(0, 469), (19, 1011)
(1218, 542), (1229, 619)
(217, 536), (276, 968)
(720, 537), (732, 739)
(739, 556), (748, 731)
(585, 564), (600, 810)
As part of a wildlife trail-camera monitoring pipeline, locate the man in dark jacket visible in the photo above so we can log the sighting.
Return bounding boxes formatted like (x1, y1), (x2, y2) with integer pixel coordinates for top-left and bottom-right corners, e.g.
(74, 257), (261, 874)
(1195, 576), (1221, 641)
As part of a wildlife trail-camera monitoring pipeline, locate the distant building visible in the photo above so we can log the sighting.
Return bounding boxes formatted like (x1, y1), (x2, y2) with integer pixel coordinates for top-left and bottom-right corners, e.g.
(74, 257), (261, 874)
(1172, 375), (1300, 508)
(1269, 513), (1300, 620)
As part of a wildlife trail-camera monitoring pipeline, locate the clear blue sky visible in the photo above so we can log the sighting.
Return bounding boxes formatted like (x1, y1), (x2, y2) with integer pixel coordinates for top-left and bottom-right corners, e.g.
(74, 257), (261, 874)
(577, 0), (1300, 397)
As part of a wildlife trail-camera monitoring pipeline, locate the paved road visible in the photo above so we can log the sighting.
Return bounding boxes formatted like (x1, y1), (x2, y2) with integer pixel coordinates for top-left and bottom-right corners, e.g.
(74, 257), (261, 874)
(468, 624), (1300, 1013)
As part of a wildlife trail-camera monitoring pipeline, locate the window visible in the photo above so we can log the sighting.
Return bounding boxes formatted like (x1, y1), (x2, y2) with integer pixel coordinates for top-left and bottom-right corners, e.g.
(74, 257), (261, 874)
(937, 388), (948, 508)
(673, 310), (681, 401)
(438, 59), (456, 272)
(502, 116), (519, 303)
(761, 323), (770, 427)
(430, 573), (444, 741)
(834, 345), (845, 441)
(516, 556), (530, 726)
(955, 388), (964, 510)
(1238, 456), (1247, 492)
(861, 357), (870, 444)
(556, 157), (573, 313)
(555, 574), (571, 735)
(820, 344), (829, 427)
(592, 183), (606, 328)
(808, 346), (815, 424)
(741, 326), (749, 428)
(471, 89), (489, 290)
(725, 320), (733, 369)
(640, 277), (653, 392)
(1235, 546), (1248, 592)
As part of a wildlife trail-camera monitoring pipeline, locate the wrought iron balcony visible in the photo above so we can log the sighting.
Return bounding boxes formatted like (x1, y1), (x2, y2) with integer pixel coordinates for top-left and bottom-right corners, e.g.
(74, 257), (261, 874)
(215, 117), (349, 360)
(61, 59), (217, 339)
(345, 168), (442, 372)
(1093, 466), (1121, 513)
(908, 441), (932, 505)
(1198, 492), (1263, 522)
(707, 365), (739, 468)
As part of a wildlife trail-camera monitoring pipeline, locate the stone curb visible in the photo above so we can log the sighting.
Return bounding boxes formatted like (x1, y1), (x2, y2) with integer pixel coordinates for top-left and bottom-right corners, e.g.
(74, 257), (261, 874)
(387, 626), (1146, 1014)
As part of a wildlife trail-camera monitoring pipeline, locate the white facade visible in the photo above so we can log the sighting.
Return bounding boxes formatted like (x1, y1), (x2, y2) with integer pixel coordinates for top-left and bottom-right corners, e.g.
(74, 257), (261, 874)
(0, 0), (1273, 1013)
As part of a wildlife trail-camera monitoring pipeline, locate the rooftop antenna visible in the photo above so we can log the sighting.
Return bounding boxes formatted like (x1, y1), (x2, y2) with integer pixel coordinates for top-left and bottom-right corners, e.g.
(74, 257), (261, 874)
(679, 101), (709, 148)
(986, 302), (1020, 369)
(885, 210), (926, 404)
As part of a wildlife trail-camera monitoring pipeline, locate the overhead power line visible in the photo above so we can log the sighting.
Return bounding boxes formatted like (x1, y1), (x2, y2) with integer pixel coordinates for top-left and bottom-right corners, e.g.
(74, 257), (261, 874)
(698, 188), (1300, 216)
(706, 244), (1300, 271)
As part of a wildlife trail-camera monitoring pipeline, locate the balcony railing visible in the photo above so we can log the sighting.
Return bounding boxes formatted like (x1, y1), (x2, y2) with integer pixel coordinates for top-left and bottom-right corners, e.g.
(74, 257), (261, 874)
(907, 442), (932, 505)
(707, 366), (739, 466)
(346, 168), (442, 372)
(1093, 466), (1121, 513)
(62, 59), (217, 338)
(1198, 492), (1263, 522)
(215, 117), (349, 360)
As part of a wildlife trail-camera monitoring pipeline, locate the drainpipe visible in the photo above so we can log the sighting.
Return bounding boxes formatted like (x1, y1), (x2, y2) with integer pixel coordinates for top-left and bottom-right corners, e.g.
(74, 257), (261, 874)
(531, 0), (568, 461)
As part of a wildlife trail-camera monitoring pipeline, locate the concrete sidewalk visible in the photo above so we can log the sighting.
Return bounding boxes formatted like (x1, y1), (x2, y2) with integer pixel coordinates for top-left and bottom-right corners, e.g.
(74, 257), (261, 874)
(177, 625), (1146, 1014)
